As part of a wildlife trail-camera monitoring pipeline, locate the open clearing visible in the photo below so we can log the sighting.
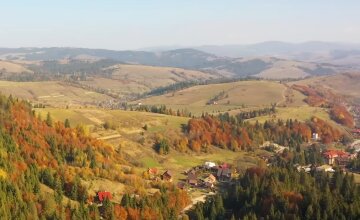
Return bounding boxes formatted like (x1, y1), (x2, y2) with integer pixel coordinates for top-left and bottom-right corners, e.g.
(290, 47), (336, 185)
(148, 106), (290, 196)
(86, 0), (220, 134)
(135, 80), (306, 115)
(0, 81), (111, 107)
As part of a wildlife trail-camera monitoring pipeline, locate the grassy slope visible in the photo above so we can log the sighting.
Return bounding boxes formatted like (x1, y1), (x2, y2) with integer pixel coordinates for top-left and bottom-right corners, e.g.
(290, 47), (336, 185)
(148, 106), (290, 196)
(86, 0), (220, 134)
(288, 73), (360, 102)
(246, 106), (330, 124)
(35, 108), (261, 182)
(135, 80), (300, 115)
(0, 60), (33, 73)
(0, 81), (111, 107)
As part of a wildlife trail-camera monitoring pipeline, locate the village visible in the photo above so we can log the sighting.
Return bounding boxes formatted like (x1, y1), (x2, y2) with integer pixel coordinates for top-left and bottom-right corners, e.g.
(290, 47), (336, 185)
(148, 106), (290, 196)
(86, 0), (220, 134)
(89, 130), (360, 212)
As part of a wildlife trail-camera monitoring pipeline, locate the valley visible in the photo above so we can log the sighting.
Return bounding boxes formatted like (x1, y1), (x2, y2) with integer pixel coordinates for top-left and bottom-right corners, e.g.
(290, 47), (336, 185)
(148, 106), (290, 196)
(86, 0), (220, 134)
(0, 48), (359, 220)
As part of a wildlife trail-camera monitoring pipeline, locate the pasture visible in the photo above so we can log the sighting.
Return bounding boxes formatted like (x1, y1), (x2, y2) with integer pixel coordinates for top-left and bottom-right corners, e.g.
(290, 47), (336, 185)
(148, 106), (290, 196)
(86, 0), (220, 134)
(135, 80), (306, 115)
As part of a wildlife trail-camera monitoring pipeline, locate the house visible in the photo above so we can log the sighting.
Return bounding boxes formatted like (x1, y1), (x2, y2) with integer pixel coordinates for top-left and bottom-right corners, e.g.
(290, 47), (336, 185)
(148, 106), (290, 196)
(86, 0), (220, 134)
(217, 167), (231, 181)
(147, 168), (158, 176)
(204, 162), (216, 169)
(312, 133), (319, 141)
(95, 191), (112, 203)
(205, 181), (214, 189)
(350, 140), (360, 152)
(296, 164), (312, 173)
(219, 163), (229, 169)
(316, 165), (335, 173)
(187, 172), (198, 186)
(204, 174), (217, 184)
(147, 168), (158, 180)
(177, 181), (186, 190)
(322, 150), (351, 165)
(161, 170), (173, 182)
(352, 129), (360, 135)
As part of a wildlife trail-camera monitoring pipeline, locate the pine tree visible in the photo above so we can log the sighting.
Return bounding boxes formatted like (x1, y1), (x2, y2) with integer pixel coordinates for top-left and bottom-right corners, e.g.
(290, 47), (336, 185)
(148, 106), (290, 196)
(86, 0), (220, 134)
(64, 118), (71, 128)
(46, 112), (53, 127)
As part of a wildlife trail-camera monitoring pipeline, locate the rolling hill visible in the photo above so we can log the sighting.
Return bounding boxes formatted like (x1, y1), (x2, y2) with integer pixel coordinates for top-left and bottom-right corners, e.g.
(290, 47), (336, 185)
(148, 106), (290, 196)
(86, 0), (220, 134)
(0, 47), (348, 80)
(290, 72), (360, 103)
(133, 80), (307, 115)
(0, 81), (112, 107)
(80, 64), (218, 96)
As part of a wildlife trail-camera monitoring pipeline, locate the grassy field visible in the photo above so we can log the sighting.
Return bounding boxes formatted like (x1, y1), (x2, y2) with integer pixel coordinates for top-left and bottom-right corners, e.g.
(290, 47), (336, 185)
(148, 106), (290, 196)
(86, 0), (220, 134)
(36, 108), (189, 132)
(246, 106), (330, 123)
(0, 81), (111, 107)
(134, 80), (306, 115)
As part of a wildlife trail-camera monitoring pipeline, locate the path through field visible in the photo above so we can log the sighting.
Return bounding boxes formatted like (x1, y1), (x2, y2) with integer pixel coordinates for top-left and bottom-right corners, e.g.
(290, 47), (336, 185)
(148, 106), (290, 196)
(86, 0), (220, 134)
(181, 192), (215, 214)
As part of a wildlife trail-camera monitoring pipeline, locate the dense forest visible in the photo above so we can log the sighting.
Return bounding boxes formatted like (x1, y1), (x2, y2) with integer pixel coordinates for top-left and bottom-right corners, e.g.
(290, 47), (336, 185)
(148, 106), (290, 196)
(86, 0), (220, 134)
(185, 113), (344, 152)
(189, 165), (360, 219)
(0, 94), (190, 219)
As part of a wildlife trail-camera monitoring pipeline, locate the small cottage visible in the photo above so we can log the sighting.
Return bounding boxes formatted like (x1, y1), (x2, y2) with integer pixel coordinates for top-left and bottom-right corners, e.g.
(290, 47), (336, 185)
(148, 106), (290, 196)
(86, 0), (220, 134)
(161, 170), (173, 182)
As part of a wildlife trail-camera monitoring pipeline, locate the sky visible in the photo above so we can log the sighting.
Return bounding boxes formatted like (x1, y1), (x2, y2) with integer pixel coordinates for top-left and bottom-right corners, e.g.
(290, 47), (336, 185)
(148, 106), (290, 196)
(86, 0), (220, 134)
(1, 0), (360, 50)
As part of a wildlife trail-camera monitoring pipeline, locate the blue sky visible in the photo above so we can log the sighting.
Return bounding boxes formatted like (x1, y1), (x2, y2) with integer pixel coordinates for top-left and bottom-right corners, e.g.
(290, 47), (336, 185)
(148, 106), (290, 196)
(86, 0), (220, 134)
(1, 1), (359, 49)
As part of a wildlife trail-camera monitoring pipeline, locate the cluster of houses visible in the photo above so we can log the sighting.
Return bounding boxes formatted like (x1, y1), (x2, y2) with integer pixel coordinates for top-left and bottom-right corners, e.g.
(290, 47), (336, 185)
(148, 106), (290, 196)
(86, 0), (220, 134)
(322, 149), (357, 166)
(146, 168), (174, 182)
(176, 162), (235, 191)
(295, 149), (358, 173)
(146, 161), (235, 192)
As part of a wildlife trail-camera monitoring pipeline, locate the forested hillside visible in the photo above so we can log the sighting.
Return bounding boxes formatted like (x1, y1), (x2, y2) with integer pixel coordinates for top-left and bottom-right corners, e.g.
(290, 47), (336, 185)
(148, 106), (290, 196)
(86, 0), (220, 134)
(189, 165), (360, 219)
(185, 112), (345, 153)
(0, 94), (190, 219)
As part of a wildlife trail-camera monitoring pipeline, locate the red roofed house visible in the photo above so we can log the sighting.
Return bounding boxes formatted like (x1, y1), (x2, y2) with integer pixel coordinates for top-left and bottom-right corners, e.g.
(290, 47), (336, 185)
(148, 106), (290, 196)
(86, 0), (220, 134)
(353, 129), (360, 137)
(148, 168), (158, 175)
(147, 168), (158, 179)
(353, 129), (360, 134)
(322, 150), (352, 165)
(96, 191), (112, 203)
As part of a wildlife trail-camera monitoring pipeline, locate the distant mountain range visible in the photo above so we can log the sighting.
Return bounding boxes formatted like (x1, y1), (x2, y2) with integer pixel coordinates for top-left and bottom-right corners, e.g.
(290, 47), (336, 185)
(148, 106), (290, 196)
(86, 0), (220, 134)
(196, 41), (360, 67)
(143, 41), (360, 68)
(0, 43), (357, 79)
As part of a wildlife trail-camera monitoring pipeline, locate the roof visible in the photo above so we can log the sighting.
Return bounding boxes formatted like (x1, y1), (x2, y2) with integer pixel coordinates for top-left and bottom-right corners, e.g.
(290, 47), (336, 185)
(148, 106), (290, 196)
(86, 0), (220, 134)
(148, 168), (158, 175)
(205, 174), (217, 183)
(187, 173), (197, 181)
(188, 179), (198, 185)
(316, 165), (334, 172)
(162, 170), (172, 177)
(205, 182), (214, 187)
(217, 168), (231, 177)
(177, 182), (186, 189)
(322, 150), (349, 159)
(219, 163), (229, 169)
(352, 129), (360, 133)
(97, 191), (112, 202)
